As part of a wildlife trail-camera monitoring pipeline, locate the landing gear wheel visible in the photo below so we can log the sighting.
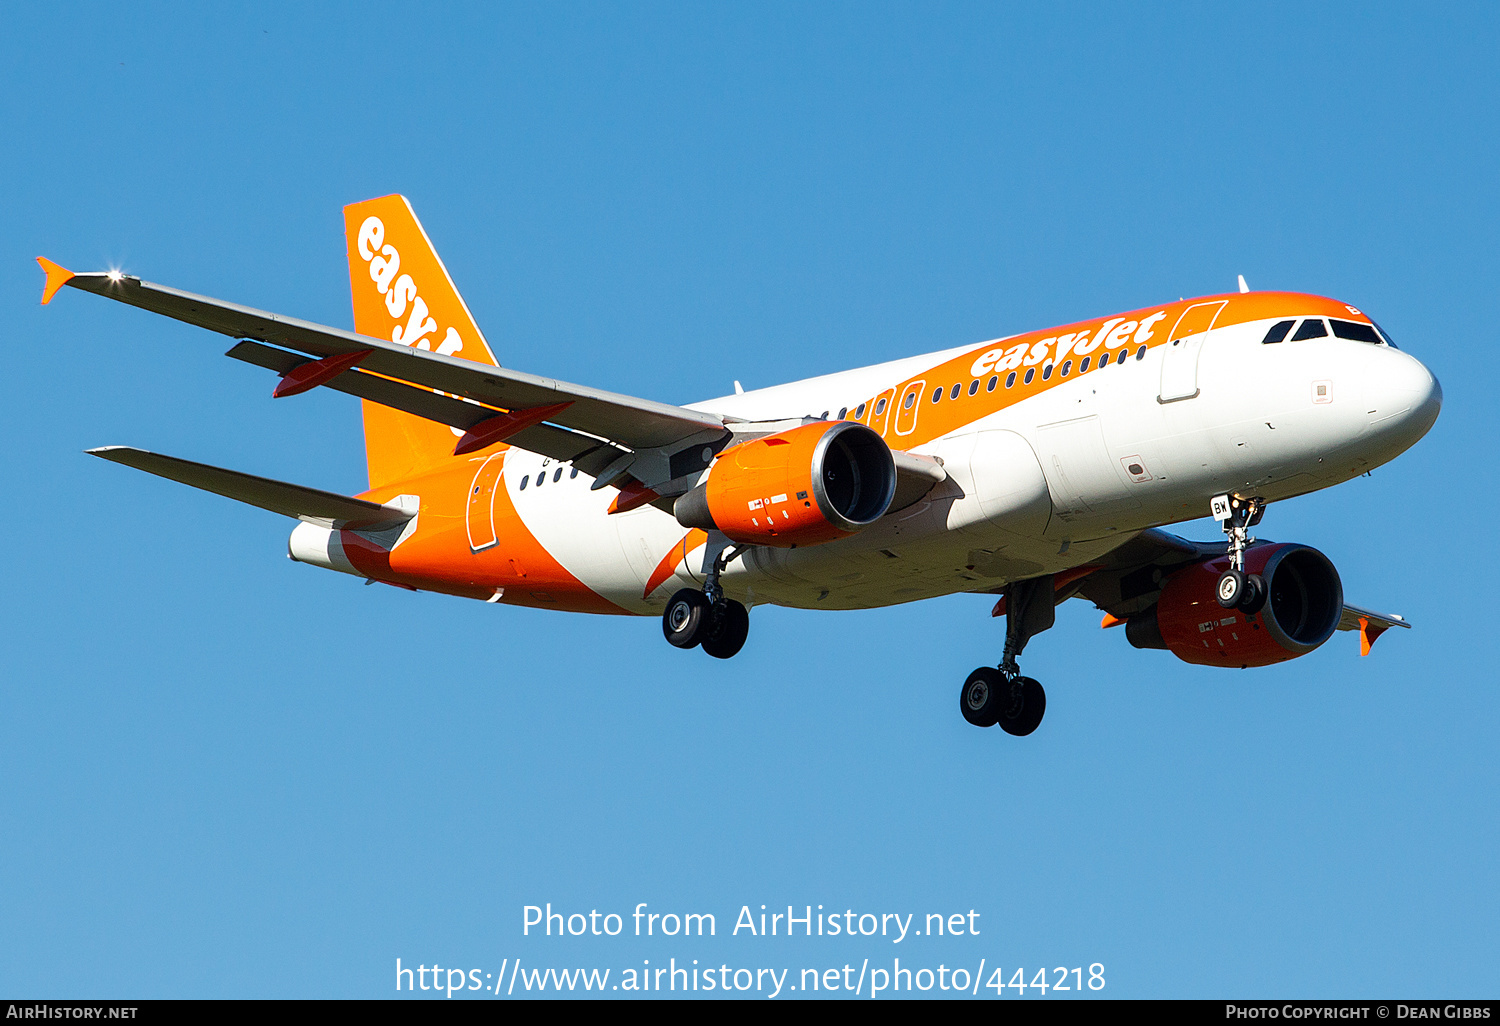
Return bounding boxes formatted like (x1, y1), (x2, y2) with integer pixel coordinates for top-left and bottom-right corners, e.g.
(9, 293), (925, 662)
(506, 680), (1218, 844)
(1239, 573), (1266, 614)
(996, 676), (1046, 736)
(1216, 569), (1247, 609)
(663, 589), (711, 648)
(960, 667), (1004, 727)
(701, 600), (750, 659)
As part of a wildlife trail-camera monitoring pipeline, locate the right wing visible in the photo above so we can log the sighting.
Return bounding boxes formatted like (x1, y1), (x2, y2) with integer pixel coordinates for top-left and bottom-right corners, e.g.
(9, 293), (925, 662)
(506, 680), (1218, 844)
(1074, 529), (1411, 654)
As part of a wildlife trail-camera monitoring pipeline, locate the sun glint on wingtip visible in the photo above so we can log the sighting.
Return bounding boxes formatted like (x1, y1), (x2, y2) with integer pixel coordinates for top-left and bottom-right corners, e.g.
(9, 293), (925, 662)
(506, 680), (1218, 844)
(36, 256), (75, 305)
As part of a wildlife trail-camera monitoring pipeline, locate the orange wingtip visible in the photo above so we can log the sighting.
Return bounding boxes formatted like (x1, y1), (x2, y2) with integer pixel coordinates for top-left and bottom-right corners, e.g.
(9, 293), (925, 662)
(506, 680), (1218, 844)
(1101, 613), (1126, 629)
(1358, 616), (1390, 657)
(36, 256), (74, 305)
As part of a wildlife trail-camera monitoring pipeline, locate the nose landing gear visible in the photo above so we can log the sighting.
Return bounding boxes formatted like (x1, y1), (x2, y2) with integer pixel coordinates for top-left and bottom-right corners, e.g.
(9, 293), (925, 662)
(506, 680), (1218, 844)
(961, 575), (1052, 736)
(1211, 493), (1268, 613)
(661, 545), (750, 659)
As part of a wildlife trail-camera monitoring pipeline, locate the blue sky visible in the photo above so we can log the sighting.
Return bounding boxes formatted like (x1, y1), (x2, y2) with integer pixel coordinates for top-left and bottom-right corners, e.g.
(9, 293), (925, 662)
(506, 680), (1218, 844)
(2, 2), (1496, 999)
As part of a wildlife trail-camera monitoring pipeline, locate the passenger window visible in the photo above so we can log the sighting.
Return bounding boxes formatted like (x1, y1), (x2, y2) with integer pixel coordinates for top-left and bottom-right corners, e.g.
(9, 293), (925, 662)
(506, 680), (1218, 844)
(932, 387), (943, 403)
(1060, 360), (1072, 377)
(570, 468), (578, 479)
(1005, 371), (1016, 388)
(535, 470), (545, 487)
(1331, 319), (1381, 344)
(1261, 319), (1295, 344)
(519, 475), (529, 490)
(987, 375), (998, 392)
(874, 398), (887, 415)
(1135, 345), (1146, 360)
(1024, 368), (1035, 384)
(554, 467), (563, 482)
(1098, 351), (1110, 368)
(1041, 364), (1053, 380)
(903, 392), (915, 410)
(968, 380), (979, 396)
(950, 383), (961, 400)
(838, 407), (848, 419)
(1079, 356), (1091, 373)
(856, 403), (866, 419)
(1291, 318), (1328, 341)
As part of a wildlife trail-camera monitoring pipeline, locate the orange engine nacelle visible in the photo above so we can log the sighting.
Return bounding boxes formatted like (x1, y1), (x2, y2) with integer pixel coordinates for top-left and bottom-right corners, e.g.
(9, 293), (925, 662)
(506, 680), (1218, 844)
(1126, 543), (1345, 668)
(673, 421), (896, 548)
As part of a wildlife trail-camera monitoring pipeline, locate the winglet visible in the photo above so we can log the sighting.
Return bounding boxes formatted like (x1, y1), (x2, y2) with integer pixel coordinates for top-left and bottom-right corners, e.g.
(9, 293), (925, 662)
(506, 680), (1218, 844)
(36, 257), (74, 305)
(1358, 616), (1389, 657)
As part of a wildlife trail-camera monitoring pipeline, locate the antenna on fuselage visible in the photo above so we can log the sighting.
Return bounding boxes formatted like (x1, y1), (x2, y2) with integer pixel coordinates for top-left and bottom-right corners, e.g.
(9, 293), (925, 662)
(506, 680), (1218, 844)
(1238, 274), (1250, 293)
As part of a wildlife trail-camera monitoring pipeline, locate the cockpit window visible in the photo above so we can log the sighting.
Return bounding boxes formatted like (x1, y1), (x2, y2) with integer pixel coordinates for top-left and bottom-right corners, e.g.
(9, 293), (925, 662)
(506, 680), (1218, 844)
(1261, 320), (1295, 344)
(1290, 318), (1329, 341)
(1330, 319), (1381, 344)
(1372, 321), (1399, 349)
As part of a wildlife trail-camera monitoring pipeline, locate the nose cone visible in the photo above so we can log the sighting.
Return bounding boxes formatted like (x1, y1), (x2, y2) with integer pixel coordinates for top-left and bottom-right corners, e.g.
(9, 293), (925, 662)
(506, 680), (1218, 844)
(1366, 350), (1441, 456)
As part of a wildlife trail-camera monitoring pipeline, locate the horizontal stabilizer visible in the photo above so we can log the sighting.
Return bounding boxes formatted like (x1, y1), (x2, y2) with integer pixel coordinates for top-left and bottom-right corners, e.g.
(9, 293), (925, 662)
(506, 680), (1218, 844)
(87, 446), (413, 530)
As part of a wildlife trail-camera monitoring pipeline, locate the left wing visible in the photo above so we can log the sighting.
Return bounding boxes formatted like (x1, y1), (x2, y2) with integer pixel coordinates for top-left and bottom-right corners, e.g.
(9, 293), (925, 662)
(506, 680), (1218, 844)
(42, 260), (948, 505)
(43, 263), (731, 454)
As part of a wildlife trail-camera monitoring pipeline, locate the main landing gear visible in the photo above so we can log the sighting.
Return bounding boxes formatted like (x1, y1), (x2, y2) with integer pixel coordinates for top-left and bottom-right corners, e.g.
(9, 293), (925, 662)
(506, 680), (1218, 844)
(1211, 493), (1267, 614)
(961, 575), (1053, 736)
(662, 546), (750, 659)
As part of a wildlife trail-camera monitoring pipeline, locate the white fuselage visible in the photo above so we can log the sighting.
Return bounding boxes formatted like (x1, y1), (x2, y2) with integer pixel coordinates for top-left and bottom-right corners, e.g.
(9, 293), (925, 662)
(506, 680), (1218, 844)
(486, 313), (1440, 614)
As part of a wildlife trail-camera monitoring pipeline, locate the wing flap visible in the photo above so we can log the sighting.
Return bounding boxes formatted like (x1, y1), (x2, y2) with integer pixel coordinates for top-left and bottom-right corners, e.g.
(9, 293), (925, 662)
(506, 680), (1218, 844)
(61, 272), (728, 451)
(88, 446), (412, 530)
(224, 341), (621, 467)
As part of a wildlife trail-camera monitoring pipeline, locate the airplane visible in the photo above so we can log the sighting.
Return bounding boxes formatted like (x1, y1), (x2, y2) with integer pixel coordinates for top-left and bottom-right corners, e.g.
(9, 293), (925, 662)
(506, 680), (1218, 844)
(38, 194), (1442, 737)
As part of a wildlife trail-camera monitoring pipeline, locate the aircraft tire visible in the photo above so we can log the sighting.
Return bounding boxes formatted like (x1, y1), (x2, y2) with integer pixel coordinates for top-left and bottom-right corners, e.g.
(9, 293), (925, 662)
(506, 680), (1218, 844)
(1239, 573), (1267, 614)
(996, 676), (1046, 736)
(1216, 569), (1247, 609)
(960, 667), (1004, 727)
(701, 600), (750, 660)
(663, 589), (711, 648)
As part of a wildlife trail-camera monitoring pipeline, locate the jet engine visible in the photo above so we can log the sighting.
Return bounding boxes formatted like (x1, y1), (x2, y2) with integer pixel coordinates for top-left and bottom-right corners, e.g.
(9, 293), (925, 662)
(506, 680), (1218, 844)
(1127, 543), (1344, 667)
(673, 421), (896, 547)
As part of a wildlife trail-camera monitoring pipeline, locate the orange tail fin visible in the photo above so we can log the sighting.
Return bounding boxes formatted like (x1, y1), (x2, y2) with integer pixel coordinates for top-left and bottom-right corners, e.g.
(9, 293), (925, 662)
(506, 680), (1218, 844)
(343, 195), (498, 491)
